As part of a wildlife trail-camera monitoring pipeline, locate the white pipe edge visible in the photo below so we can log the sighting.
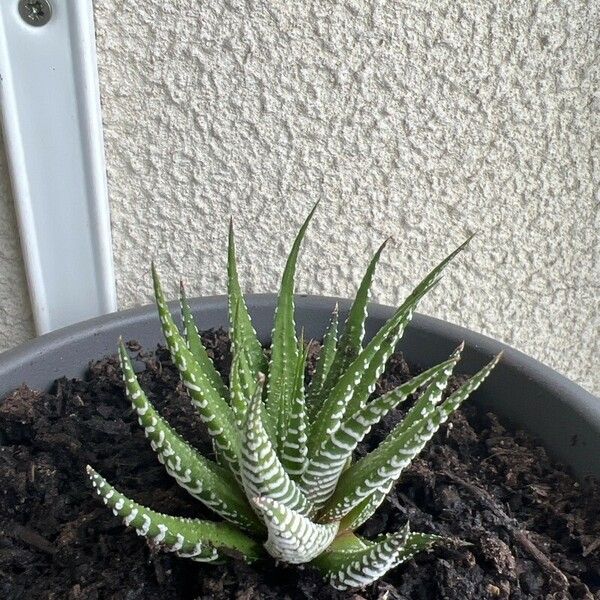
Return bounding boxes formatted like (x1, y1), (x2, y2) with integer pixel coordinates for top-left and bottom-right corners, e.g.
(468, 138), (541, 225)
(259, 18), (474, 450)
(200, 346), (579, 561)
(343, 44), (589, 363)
(0, 0), (116, 335)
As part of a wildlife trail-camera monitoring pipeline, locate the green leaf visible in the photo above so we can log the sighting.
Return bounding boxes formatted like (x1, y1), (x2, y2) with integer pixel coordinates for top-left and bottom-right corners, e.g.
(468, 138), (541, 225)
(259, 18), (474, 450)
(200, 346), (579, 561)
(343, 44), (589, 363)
(229, 348), (252, 430)
(307, 237), (472, 460)
(266, 202), (319, 452)
(253, 496), (339, 564)
(306, 305), (338, 422)
(339, 479), (394, 532)
(321, 349), (462, 521)
(321, 238), (388, 399)
(179, 280), (229, 401)
(228, 220), (267, 378)
(313, 524), (440, 590)
(302, 356), (458, 511)
(281, 337), (310, 476)
(152, 264), (239, 475)
(118, 342), (263, 533)
(321, 353), (501, 522)
(87, 466), (265, 562)
(385, 343), (464, 443)
(240, 374), (312, 516)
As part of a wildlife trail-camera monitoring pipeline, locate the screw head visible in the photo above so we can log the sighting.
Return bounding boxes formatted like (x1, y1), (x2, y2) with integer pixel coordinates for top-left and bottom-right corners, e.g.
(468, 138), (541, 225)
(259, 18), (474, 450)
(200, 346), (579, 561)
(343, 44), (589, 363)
(18, 0), (52, 27)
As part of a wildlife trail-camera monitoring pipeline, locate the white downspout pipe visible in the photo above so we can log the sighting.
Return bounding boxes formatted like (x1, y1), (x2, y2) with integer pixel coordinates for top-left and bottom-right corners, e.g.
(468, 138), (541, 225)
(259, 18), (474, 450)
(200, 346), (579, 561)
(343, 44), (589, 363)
(0, 0), (116, 335)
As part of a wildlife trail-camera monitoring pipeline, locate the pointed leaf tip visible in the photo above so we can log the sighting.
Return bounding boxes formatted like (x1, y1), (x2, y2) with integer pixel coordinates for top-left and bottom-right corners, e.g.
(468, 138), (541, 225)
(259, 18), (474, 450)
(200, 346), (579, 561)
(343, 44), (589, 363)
(315, 525), (439, 590)
(266, 202), (319, 452)
(227, 221), (267, 379)
(302, 355), (459, 510)
(118, 341), (261, 531)
(87, 467), (264, 562)
(322, 349), (499, 523)
(178, 279), (229, 401)
(151, 265), (239, 474)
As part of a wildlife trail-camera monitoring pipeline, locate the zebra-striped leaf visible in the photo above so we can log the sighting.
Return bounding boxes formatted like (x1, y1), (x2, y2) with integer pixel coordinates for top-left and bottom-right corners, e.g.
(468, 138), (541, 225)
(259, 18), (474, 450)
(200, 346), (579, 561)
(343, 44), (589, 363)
(228, 219), (267, 378)
(152, 264), (239, 475)
(253, 496), (339, 564)
(339, 479), (395, 532)
(87, 466), (264, 562)
(321, 239), (388, 400)
(281, 337), (310, 476)
(302, 355), (458, 511)
(306, 305), (338, 422)
(321, 354), (500, 522)
(308, 238), (472, 460)
(240, 374), (312, 516)
(179, 280), (229, 401)
(118, 342), (263, 533)
(266, 203), (319, 452)
(314, 524), (439, 590)
(229, 348), (251, 430)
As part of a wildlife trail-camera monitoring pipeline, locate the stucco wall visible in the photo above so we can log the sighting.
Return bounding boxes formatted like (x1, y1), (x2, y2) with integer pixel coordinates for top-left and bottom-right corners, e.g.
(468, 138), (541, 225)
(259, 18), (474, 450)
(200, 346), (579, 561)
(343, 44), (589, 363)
(0, 138), (35, 350)
(0, 1), (598, 397)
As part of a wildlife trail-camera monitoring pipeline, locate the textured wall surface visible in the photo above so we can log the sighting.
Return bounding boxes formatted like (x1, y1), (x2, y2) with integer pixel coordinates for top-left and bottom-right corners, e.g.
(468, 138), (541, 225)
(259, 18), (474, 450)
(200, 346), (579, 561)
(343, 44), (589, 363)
(0, 1), (598, 397)
(0, 138), (35, 350)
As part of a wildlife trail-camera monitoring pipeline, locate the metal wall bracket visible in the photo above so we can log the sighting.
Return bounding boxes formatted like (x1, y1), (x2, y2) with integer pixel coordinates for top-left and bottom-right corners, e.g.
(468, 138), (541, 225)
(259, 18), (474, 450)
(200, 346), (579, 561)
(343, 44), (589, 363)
(0, 0), (116, 335)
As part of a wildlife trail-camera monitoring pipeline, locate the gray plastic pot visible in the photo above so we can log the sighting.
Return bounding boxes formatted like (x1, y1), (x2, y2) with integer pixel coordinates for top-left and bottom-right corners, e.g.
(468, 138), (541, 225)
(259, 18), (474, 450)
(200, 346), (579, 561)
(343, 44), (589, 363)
(0, 294), (598, 478)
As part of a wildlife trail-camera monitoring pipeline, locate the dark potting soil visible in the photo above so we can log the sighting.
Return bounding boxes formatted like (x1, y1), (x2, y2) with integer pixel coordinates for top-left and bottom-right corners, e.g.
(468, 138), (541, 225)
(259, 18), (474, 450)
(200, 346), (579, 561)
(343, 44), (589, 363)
(0, 330), (599, 600)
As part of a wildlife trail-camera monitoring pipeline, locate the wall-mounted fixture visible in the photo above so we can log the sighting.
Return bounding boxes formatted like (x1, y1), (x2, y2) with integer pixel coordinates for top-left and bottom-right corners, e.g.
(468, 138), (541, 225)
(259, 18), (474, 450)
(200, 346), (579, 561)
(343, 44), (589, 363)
(0, 0), (116, 334)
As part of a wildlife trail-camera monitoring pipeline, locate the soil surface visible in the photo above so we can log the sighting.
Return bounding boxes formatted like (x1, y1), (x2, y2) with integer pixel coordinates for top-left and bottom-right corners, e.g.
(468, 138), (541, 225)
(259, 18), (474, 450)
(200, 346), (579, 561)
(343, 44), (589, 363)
(1, 329), (599, 599)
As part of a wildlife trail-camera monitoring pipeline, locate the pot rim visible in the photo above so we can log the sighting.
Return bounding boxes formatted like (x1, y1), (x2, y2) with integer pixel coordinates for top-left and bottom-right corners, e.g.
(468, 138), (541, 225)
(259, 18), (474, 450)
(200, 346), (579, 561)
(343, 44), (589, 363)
(0, 293), (595, 396)
(1, 293), (598, 477)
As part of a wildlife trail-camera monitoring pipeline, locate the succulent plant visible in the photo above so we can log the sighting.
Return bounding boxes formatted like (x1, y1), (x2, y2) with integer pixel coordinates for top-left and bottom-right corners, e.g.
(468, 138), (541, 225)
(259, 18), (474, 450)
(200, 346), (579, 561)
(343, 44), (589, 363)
(87, 204), (500, 590)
